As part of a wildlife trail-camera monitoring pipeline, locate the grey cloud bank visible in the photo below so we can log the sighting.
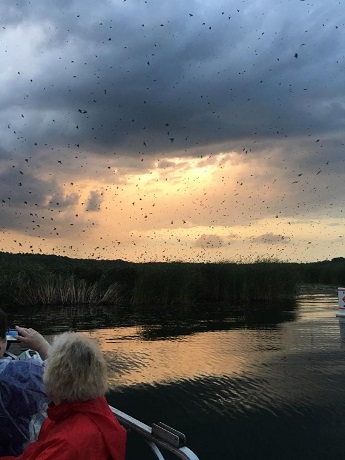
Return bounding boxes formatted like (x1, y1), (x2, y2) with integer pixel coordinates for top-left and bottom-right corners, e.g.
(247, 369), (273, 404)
(1, 0), (343, 154)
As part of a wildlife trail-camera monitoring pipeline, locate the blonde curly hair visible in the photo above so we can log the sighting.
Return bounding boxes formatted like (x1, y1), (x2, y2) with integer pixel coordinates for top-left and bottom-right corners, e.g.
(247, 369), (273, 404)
(43, 332), (108, 403)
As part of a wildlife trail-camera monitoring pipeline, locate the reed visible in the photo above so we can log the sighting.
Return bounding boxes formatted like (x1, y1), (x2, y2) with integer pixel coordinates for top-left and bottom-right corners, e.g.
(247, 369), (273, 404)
(239, 261), (298, 300)
(192, 260), (298, 303)
(10, 271), (121, 307)
(131, 262), (201, 306)
(130, 259), (297, 306)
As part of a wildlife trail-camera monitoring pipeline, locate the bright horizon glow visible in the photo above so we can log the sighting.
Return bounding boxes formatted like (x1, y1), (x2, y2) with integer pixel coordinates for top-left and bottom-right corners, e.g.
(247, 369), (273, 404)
(1, 149), (343, 263)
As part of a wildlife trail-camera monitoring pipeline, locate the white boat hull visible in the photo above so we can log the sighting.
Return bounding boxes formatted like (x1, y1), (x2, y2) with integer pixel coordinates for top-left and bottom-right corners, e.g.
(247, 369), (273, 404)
(336, 288), (345, 318)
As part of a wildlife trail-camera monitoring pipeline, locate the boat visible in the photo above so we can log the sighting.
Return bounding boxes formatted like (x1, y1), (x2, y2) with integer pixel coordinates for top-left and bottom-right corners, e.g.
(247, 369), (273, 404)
(336, 287), (345, 318)
(5, 333), (200, 460)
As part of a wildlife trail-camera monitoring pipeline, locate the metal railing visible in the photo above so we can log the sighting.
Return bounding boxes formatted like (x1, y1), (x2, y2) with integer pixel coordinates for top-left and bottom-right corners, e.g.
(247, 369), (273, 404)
(110, 407), (200, 460)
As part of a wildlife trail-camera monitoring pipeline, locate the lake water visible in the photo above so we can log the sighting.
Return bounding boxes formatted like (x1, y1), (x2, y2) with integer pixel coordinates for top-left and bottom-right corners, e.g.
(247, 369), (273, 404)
(7, 285), (345, 459)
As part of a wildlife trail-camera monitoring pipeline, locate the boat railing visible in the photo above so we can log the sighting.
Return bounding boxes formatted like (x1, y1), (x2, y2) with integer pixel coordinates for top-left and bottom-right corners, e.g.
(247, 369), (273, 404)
(110, 406), (199, 460)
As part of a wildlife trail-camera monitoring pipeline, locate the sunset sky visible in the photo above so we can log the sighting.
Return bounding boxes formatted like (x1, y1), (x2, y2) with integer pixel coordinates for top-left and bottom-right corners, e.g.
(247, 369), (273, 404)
(0, 0), (344, 263)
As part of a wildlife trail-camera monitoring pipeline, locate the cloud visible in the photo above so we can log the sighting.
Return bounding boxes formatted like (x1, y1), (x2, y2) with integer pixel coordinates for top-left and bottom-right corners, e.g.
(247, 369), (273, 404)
(0, 0), (344, 262)
(1, 0), (344, 160)
(249, 233), (291, 245)
(194, 234), (225, 248)
(85, 190), (104, 212)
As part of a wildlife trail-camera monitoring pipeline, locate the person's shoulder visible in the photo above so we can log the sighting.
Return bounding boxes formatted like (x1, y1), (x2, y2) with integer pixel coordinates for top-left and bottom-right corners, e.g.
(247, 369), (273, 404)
(0, 360), (45, 394)
(65, 411), (102, 430)
(44, 420), (109, 458)
(58, 412), (105, 444)
(2, 359), (43, 375)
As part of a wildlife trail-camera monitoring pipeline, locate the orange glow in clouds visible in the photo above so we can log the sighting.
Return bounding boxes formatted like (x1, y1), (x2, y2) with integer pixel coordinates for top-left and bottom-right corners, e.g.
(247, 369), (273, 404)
(1, 151), (344, 262)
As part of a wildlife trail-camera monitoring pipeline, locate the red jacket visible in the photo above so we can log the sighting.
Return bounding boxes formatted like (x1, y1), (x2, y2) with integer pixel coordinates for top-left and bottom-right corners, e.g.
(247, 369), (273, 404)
(1, 396), (126, 460)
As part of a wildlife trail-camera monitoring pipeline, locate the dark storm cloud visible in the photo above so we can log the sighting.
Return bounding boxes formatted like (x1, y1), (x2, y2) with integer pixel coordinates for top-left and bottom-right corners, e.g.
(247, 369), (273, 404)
(1, 0), (344, 159)
(0, 164), (81, 234)
(0, 166), (76, 208)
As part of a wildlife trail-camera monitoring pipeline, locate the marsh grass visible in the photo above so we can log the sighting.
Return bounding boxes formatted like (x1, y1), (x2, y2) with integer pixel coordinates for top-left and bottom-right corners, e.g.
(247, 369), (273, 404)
(131, 263), (201, 306)
(130, 260), (298, 306)
(198, 261), (298, 303)
(2, 252), (338, 308)
(11, 271), (121, 307)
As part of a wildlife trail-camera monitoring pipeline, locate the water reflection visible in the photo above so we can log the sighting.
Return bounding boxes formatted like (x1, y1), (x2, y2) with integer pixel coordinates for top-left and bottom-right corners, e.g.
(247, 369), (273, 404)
(7, 297), (298, 339)
(86, 326), (289, 387)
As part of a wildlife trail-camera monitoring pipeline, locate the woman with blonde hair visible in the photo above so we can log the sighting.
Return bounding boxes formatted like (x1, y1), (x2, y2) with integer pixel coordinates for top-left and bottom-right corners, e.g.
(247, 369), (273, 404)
(1, 332), (126, 460)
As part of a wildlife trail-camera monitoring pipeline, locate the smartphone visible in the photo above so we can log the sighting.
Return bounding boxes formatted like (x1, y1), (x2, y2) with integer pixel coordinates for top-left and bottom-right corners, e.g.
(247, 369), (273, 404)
(6, 329), (19, 341)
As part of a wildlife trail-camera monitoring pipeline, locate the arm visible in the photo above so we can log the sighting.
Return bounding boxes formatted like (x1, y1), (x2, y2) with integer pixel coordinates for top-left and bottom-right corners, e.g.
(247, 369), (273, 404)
(15, 327), (51, 360)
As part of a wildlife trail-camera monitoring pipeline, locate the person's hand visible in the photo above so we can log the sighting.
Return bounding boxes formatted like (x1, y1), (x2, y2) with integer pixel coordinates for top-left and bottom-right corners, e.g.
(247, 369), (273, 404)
(15, 326), (50, 360)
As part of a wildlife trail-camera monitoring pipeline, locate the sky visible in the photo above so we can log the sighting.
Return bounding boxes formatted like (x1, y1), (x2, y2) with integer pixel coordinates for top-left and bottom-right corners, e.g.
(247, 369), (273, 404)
(0, 0), (344, 263)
